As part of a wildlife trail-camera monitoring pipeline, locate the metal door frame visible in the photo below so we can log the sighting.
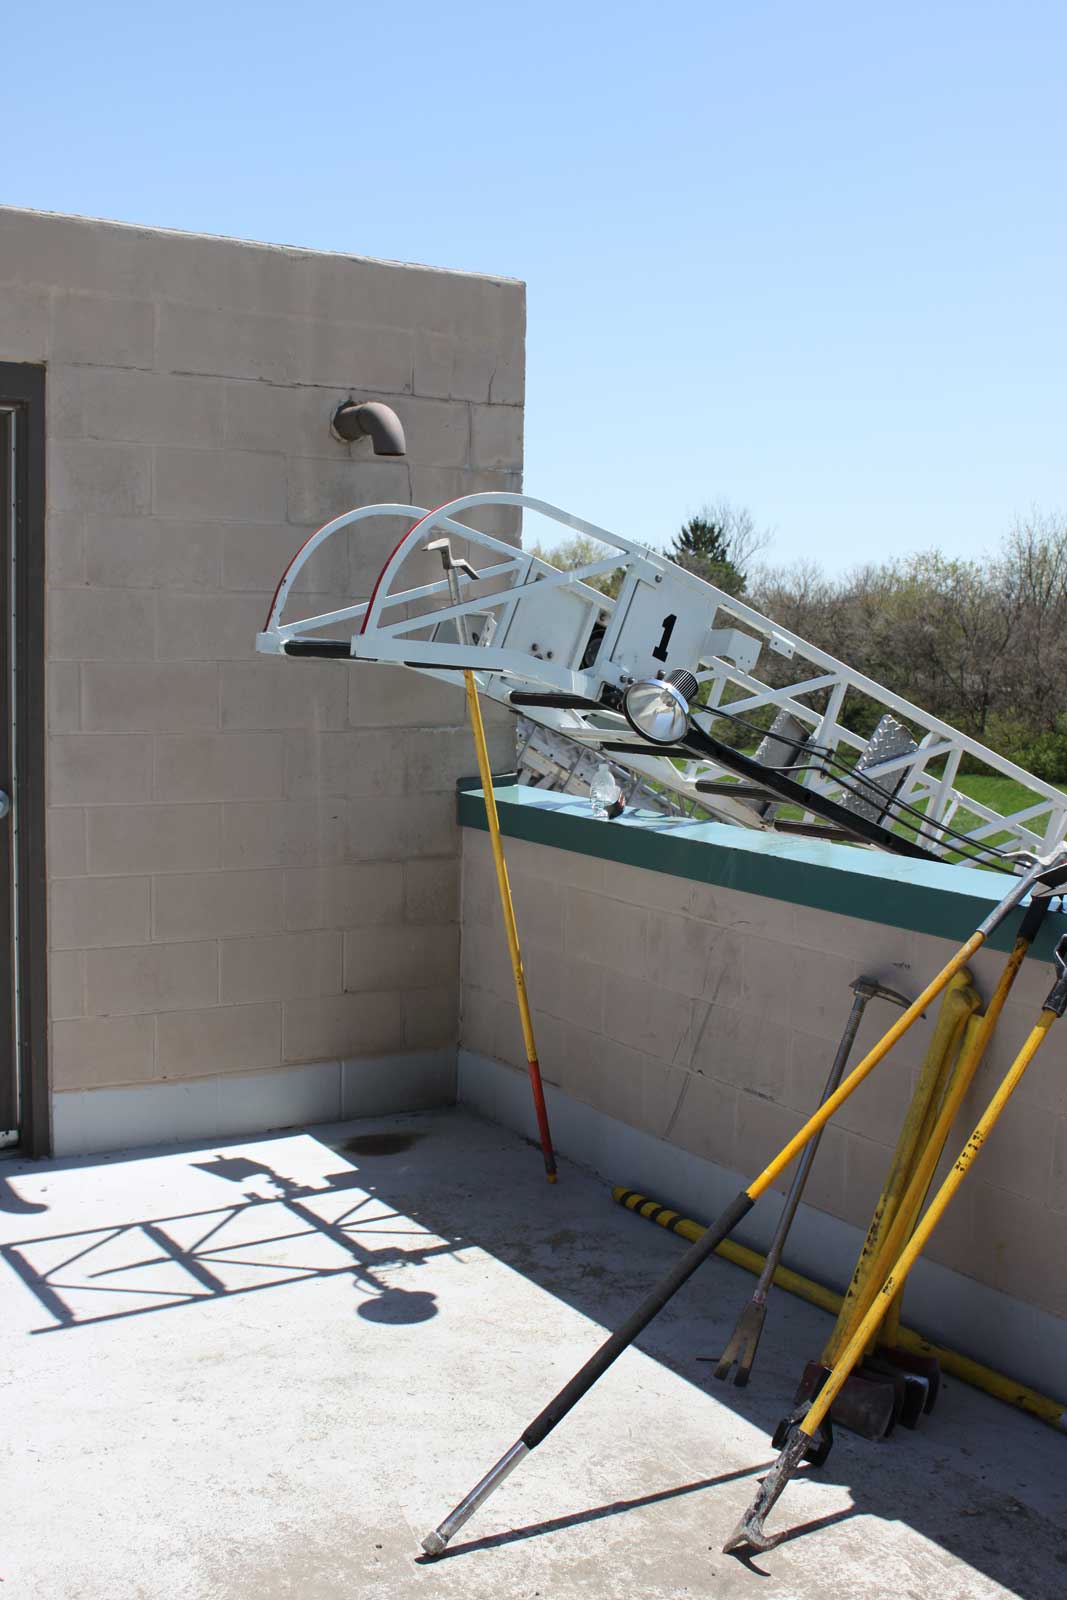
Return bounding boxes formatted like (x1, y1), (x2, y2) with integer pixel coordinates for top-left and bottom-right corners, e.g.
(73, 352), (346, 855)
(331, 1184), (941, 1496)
(1, 363), (48, 1156)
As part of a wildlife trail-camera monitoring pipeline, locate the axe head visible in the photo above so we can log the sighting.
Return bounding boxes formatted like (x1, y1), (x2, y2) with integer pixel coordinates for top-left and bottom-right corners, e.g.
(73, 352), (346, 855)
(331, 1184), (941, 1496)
(851, 974), (914, 1012)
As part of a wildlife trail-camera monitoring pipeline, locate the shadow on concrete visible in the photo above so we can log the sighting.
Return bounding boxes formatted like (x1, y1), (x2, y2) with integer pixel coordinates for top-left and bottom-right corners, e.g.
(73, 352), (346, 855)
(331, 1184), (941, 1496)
(2, 1110), (1065, 1598)
(0, 1172), (48, 1214)
(317, 1114), (1067, 1600)
(416, 1461), (797, 1560)
(1, 1146), (456, 1332)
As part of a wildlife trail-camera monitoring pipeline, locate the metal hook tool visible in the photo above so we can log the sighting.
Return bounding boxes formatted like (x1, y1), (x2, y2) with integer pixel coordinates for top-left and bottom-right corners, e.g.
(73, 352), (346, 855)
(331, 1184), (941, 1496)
(707, 975), (913, 1388)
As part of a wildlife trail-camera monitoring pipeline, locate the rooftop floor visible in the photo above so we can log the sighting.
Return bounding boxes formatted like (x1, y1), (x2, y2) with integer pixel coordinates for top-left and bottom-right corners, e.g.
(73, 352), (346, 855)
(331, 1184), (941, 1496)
(2, 1107), (1064, 1599)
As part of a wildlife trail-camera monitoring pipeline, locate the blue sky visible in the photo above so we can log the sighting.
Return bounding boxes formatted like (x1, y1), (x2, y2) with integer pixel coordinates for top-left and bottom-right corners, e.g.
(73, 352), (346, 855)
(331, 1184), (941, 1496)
(7, 2), (1065, 571)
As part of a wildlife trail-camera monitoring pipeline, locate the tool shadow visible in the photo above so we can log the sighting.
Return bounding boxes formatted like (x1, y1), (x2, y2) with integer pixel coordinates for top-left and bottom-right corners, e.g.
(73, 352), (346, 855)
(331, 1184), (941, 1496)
(357, 1120), (1067, 1600)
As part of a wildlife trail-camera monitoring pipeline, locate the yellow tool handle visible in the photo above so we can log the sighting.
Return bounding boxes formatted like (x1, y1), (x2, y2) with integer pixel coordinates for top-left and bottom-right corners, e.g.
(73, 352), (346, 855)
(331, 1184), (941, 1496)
(879, 1002), (982, 1350)
(823, 974), (978, 1364)
(749, 930), (984, 1200)
(463, 670), (557, 1180)
(464, 672), (537, 1062)
(801, 1009), (1056, 1438)
(828, 931), (1032, 1349)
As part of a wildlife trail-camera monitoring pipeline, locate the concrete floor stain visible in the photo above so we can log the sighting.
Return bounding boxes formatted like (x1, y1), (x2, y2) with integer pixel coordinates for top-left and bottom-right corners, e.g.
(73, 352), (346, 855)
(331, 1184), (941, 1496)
(341, 1131), (425, 1157)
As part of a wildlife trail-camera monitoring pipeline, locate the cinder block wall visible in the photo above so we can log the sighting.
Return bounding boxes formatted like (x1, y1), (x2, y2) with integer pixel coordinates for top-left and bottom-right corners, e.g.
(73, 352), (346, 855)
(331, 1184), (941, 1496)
(0, 206), (522, 1147)
(460, 830), (1067, 1382)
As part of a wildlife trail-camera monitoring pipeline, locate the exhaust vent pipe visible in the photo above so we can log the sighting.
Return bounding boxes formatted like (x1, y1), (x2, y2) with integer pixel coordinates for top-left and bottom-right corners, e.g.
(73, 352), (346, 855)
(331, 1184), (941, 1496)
(331, 400), (406, 456)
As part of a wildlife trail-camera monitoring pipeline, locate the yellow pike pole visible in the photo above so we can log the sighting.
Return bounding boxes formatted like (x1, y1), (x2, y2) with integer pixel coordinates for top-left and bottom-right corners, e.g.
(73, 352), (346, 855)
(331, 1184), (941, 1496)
(463, 668), (557, 1181)
(824, 909), (1041, 1362)
(877, 1005), (982, 1354)
(426, 537), (556, 1182)
(821, 973), (979, 1368)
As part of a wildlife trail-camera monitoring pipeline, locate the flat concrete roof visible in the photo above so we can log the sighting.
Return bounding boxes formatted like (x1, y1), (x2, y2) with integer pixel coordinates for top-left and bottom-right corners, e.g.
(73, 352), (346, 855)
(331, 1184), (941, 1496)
(2, 1108), (1064, 1597)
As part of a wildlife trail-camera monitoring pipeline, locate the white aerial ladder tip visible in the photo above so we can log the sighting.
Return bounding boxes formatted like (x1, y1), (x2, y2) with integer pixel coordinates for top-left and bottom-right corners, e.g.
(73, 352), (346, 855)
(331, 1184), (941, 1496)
(258, 493), (1067, 870)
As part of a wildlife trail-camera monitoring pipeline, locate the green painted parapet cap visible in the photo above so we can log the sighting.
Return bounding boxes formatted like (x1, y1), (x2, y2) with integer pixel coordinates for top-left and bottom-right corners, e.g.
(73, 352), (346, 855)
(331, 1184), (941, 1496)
(456, 777), (1065, 961)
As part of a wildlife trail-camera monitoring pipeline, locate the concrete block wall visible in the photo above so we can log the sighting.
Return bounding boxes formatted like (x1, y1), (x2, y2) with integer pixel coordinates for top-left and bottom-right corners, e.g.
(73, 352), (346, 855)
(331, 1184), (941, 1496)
(459, 829), (1067, 1358)
(0, 206), (523, 1147)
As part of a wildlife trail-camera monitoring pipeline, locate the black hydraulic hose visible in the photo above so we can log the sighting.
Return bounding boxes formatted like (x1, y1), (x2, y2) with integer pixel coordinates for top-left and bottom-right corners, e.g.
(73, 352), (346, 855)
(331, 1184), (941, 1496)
(695, 701), (1016, 867)
(282, 639), (352, 658)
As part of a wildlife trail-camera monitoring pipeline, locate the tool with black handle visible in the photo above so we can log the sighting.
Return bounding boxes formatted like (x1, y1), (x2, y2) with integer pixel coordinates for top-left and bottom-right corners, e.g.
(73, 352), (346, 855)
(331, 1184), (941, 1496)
(419, 853), (1066, 1557)
(724, 921), (1067, 1557)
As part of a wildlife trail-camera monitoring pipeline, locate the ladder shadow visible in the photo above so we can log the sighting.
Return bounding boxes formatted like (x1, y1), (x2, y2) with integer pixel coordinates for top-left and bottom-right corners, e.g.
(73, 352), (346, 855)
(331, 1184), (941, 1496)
(1, 1146), (458, 1333)
(0, 1172), (48, 1215)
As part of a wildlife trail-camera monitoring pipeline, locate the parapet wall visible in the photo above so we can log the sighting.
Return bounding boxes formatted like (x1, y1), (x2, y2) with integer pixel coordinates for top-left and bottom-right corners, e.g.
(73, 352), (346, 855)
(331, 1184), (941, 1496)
(457, 783), (1067, 1394)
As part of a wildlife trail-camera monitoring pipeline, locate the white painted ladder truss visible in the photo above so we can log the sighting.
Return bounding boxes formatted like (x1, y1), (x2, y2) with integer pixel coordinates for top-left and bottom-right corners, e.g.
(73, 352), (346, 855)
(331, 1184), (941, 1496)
(257, 493), (1067, 871)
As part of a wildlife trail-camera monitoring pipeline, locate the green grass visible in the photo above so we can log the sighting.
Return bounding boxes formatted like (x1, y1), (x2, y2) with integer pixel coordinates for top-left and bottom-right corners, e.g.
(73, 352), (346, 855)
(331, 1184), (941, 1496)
(656, 750), (1067, 858)
(686, 763), (1066, 865)
(955, 773), (1067, 814)
(929, 772), (1065, 866)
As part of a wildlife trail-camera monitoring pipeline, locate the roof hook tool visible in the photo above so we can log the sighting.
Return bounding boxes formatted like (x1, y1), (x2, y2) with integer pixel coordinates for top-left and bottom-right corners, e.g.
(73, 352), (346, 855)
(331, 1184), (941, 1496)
(708, 974), (914, 1389)
(724, 897), (1066, 1558)
(871, 989), (989, 1397)
(784, 882), (1052, 1450)
(788, 884), (1054, 1449)
(792, 970), (980, 1437)
(425, 537), (557, 1184)
(857, 973), (981, 1423)
(419, 852), (1065, 1557)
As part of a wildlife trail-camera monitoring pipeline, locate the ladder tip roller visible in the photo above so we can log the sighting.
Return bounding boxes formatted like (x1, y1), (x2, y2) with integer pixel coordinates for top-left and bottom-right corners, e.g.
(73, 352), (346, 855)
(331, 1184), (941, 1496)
(419, 853), (1067, 1558)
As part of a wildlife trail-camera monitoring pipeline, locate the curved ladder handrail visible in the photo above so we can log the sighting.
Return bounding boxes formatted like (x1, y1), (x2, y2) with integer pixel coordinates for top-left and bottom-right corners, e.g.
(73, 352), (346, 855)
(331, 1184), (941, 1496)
(356, 492), (657, 641)
(263, 500), (543, 639)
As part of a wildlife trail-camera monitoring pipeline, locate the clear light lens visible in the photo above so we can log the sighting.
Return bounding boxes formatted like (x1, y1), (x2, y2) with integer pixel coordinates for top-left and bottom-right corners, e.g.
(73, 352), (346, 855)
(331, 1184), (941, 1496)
(623, 679), (690, 744)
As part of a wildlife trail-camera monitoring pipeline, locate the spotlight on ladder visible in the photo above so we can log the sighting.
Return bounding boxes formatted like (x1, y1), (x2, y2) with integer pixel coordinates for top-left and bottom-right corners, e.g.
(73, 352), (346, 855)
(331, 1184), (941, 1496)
(622, 669), (699, 744)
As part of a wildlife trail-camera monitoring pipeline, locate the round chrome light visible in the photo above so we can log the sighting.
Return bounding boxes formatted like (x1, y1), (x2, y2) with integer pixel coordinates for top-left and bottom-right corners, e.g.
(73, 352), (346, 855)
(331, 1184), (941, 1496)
(622, 677), (691, 744)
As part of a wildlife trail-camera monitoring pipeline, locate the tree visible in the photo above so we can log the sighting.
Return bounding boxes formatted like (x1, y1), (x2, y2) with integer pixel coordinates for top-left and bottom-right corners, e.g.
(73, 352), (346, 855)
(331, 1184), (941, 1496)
(668, 499), (765, 595)
(746, 510), (1067, 775)
(525, 534), (623, 598)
